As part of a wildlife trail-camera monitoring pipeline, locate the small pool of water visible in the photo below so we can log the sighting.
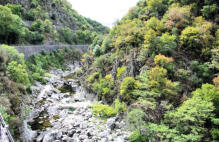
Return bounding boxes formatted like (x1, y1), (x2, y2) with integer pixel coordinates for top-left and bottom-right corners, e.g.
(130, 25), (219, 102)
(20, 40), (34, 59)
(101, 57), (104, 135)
(28, 111), (59, 131)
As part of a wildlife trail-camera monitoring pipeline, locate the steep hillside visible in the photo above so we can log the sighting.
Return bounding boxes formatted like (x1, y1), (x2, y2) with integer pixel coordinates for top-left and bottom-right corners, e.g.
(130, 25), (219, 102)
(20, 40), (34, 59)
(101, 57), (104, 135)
(79, 0), (219, 141)
(0, 0), (109, 45)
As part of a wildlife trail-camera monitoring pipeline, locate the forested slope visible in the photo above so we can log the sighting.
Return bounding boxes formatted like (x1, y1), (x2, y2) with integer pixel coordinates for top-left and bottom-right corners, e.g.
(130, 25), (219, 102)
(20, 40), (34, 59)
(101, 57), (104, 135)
(0, 0), (109, 45)
(79, 0), (219, 141)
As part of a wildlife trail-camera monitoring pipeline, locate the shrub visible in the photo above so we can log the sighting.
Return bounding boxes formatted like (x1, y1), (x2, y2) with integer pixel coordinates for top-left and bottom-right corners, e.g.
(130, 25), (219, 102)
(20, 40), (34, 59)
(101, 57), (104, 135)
(180, 26), (200, 50)
(201, 4), (218, 19)
(137, 48), (150, 64)
(25, 8), (38, 21)
(129, 130), (146, 142)
(180, 21), (214, 57)
(101, 34), (114, 53)
(164, 5), (191, 30)
(1, 45), (25, 65)
(60, 27), (73, 44)
(114, 19), (144, 50)
(211, 128), (219, 140)
(31, 72), (45, 83)
(190, 61), (212, 80)
(93, 45), (102, 57)
(117, 66), (126, 79)
(175, 69), (190, 79)
(88, 72), (100, 83)
(93, 74), (114, 98)
(146, 0), (168, 18)
(109, 53), (117, 63)
(6, 4), (23, 17)
(154, 54), (173, 66)
(120, 77), (139, 102)
(145, 17), (164, 33)
(127, 108), (146, 133)
(7, 61), (30, 86)
(154, 54), (175, 72)
(144, 29), (157, 52)
(92, 103), (117, 118)
(30, 19), (45, 33)
(0, 105), (10, 124)
(148, 66), (179, 101)
(144, 31), (176, 56)
(113, 99), (127, 113)
(93, 55), (109, 70)
(44, 19), (53, 33)
(159, 33), (177, 56)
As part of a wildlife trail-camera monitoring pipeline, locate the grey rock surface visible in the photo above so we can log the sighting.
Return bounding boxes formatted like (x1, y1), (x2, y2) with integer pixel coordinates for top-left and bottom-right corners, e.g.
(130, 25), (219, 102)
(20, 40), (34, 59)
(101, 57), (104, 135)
(22, 62), (130, 142)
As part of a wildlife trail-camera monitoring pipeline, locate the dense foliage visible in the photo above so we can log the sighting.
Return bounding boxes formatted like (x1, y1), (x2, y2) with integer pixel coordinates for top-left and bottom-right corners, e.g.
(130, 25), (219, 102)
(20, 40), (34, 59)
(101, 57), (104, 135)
(79, 0), (219, 141)
(0, 0), (109, 45)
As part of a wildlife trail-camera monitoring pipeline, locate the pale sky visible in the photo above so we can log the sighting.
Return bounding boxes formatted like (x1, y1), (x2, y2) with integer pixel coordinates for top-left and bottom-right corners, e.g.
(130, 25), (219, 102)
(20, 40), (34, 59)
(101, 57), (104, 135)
(69, 0), (139, 28)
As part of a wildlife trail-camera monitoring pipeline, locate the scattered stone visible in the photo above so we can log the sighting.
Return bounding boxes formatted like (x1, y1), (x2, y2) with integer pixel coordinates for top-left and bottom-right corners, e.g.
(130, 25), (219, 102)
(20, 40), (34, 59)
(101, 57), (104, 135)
(22, 63), (130, 142)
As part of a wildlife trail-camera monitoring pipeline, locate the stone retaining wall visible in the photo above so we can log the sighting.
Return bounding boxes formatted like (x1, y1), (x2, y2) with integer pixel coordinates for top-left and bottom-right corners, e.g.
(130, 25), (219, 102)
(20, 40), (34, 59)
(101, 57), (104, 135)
(15, 45), (89, 58)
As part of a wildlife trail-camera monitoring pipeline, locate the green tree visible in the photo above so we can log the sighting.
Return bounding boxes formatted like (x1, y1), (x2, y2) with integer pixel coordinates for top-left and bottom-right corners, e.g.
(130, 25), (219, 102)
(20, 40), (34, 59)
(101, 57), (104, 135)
(0, 5), (25, 44)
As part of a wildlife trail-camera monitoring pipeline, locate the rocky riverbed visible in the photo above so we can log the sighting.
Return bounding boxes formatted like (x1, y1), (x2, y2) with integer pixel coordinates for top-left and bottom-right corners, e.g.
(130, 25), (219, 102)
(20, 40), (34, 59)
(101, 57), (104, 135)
(21, 62), (130, 142)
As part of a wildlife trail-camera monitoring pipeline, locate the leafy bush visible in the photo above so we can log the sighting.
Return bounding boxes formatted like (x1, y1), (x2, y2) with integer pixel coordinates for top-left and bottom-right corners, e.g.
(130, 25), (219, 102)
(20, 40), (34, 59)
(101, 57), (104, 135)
(146, 17), (164, 34)
(30, 19), (45, 33)
(144, 31), (176, 56)
(129, 130), (146, 142)
(101, 34), (114, 53)
(180, 20), (214, 57)
(92, 103), (117, 118)
(154, 54), (173, 66)
(93, 45), (102, 57)
(120, 77), (139, 102)
(7, 61), (30, 86)
(6, 4), (23, 17)
(190, 61), (212, 81)
(43, 19), (53, 33)
(1, 45), (25, 65)
(164, 4), (191, 30)
(0, 105), (10, 124)
(145, 0), (168, 18)
(114, 19), (144, 50)
(117, 66), (126, 79)
(201, 4), (218, 19)
(59, 27), (73, 44)
(113, 99), (127, 113)
(93, 55), (109, 70)
(88, 72), (100, 83)
(93, 74), (114, 98)
(148, 66), (179, 101)
(137, 48), (150, 64)
(128, 108), (148, 142)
